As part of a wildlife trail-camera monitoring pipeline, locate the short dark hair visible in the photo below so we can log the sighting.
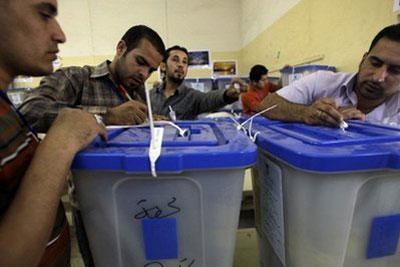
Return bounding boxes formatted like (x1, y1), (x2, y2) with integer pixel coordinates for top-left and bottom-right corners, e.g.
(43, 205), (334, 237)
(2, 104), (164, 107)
(121, 25), (165, 56)
(369, 24), (400, 51)
(163, 45), (189, 63)
(249, 64), (268, 82)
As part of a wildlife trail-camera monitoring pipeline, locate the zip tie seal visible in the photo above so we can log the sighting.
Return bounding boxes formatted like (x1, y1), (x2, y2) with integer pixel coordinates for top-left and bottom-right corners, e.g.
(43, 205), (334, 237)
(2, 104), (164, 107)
(237, 104), (278, 131)
(149, 127), (164, 177)
(340, 120), (348, 131)
(168, 105), (177, 122)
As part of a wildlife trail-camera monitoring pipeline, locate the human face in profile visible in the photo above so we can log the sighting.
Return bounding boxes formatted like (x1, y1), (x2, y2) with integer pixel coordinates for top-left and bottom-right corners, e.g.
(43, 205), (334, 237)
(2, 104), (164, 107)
(0, 0), (66, 82)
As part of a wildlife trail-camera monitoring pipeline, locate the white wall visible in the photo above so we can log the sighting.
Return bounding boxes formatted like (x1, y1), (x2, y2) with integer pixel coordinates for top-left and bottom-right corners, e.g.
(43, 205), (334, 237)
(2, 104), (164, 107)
(58, 0), (93, 56)
(166, 0), (242, 51)
(240, 0), (301, 47)
(57, 0), (242, 58)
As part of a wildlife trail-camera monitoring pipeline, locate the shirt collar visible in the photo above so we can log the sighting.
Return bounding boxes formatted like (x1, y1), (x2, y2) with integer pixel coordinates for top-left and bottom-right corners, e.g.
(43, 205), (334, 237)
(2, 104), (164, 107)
(90, 60), (111, 78)
(175, 82), (187, 94)
(342, 73), (358, 105)
(156, 81), (186, 95)
(155, 83), (164, 93)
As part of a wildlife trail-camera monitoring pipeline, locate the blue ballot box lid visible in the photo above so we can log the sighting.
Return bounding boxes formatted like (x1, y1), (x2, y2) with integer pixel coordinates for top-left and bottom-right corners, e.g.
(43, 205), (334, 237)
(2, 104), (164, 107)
(252, 119), (400, 172)
(72, 120), (257, 172)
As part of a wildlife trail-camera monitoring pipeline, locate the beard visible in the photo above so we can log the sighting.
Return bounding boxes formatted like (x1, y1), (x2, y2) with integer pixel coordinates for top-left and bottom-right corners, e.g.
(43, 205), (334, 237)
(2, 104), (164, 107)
(115, 59), (144, 90)
(168, 73), (184, 85)
(358, 81), (384, 100)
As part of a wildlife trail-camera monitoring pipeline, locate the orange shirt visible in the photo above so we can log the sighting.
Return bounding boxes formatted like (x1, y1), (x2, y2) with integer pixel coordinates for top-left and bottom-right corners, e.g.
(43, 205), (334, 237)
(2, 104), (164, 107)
(241, 81), (278, 115)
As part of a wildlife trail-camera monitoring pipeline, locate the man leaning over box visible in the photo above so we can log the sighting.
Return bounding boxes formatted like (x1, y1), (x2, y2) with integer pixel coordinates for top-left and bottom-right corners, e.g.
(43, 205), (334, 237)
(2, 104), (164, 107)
(19, 24), (166, 267)
(0, 0), (106, 266)
(260, 24), (400, 127)
(19, 25), (165, 132)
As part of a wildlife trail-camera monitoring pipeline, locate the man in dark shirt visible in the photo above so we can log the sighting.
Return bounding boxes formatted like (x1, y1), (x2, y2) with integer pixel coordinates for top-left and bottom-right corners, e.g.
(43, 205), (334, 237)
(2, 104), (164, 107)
(150, 45), (244, 120)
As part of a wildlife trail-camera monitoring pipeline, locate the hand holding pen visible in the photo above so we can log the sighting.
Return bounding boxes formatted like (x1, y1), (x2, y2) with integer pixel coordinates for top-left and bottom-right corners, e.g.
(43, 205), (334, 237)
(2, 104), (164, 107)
(101, 85), (148, 125)
(118, 84), (134, 101)
(308, 97), (345, 127)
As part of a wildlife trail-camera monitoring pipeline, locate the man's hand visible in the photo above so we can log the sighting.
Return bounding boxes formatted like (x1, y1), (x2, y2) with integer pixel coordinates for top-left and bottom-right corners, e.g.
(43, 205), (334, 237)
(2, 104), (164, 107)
(225, 77), (248, 98)
(230, 77), (248, 91)
(152, 114), (170, 121)
(103, 100), (148, 125)
(304, 97), (343, 127)
(48, 108), (107, 153)
(338, 106), (366, 121)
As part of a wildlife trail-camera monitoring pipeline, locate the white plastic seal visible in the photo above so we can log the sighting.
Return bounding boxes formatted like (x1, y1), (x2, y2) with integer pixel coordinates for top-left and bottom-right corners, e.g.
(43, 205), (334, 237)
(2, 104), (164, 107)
(145, 87), (164, 177)
(237, 104), (278, 142)
(149, 127), (164, 177)
(340, 120), (348, 131)
(168, 105), (177, 121)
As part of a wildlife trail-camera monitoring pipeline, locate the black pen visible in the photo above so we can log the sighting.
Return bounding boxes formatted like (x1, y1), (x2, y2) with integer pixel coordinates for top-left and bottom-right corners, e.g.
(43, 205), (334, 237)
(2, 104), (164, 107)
(119, 85), (133, 101)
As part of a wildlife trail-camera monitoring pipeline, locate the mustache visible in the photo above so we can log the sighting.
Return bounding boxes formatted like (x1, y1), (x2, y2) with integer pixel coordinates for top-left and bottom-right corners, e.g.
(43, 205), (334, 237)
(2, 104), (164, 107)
(363, 81), (383, 91)
(132, 74), (144, 84)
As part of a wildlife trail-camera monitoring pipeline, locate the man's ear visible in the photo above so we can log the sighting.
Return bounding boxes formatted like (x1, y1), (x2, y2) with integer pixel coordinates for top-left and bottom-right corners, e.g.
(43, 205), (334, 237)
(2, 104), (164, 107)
(160, 62), (166, 72)
(116, 40), (127, 56)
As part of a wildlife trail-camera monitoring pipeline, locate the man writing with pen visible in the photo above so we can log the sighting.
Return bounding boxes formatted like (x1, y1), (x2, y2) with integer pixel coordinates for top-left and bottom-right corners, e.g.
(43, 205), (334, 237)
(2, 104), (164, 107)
(19, 24), (166, 132)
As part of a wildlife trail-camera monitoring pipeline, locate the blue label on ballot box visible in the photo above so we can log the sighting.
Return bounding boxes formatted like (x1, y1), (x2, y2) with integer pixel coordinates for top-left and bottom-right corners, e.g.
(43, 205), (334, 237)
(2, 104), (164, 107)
(142, 218), (178, 260)
(367, 214), (400, 259)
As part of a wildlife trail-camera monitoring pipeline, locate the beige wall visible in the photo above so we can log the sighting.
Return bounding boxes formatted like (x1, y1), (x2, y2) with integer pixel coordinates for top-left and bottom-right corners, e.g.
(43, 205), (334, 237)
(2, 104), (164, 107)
(240, 0), (301, 47)
(58, 0), (241, 57)
(17, 0), (398, 88)
(239, 0), (398, 76)
(54, 0), (241, 82)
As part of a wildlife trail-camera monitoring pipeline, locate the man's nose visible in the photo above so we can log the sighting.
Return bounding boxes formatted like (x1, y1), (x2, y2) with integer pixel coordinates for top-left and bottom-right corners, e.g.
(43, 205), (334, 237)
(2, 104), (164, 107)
(373, 66), (389, 83)
(53, 21), (66, 44)
(140, 68), (150, 81)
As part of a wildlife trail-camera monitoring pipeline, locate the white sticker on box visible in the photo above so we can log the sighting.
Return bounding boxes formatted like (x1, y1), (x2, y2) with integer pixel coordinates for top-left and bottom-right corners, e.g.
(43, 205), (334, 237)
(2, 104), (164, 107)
(149, 127), (164, 177)
(259, 157), (285, 265)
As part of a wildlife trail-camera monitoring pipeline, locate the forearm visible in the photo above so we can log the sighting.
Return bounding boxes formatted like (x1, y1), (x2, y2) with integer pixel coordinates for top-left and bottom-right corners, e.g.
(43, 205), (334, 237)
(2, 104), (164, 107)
(197, 90), (226, 114)
(0, 131), (77, 267)
(256, 93), (310, 122)
(222, 90), (238, 104)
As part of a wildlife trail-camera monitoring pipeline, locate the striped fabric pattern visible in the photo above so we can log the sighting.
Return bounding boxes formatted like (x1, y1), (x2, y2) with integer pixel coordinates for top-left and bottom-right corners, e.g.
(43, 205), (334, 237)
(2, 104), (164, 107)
(19, 60), (146, 133)
(0, 96), (38, 215)
(0, 95), (71, 266)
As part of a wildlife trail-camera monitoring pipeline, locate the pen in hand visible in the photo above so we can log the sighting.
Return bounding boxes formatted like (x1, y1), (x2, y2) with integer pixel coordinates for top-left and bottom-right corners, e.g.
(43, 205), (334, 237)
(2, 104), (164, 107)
(119, 85), (133, 101)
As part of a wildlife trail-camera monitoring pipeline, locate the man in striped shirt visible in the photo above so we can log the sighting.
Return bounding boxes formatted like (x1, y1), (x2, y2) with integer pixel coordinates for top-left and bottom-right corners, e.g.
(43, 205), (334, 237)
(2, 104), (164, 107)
(19, 25), (166, 133)
(0, 0), (106, 266)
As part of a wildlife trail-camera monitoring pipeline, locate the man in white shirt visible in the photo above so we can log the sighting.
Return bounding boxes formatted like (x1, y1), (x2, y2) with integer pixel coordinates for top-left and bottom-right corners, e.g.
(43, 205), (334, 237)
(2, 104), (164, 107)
(260, 24), (400, 127)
